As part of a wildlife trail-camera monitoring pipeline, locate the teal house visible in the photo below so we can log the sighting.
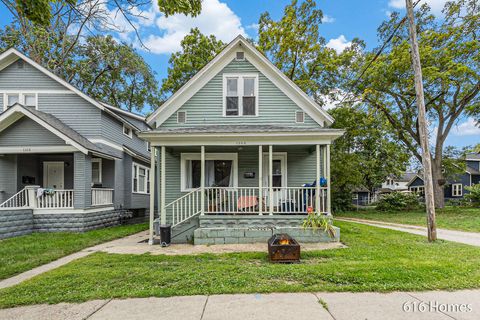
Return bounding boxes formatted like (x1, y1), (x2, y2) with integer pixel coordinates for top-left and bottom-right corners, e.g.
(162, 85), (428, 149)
(140, 36), (344, 245)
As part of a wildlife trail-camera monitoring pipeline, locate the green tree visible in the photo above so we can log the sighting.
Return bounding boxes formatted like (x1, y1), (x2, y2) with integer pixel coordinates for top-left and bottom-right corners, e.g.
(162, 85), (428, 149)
(348, 0), (479, 208)
(6, 0), (201, 26)
(72, 36), (159, 112)
(257, 0), (361, 107)
(329, 106), (409, 211)
(160, 28), (225, 97)
(0, 2), (160, 113)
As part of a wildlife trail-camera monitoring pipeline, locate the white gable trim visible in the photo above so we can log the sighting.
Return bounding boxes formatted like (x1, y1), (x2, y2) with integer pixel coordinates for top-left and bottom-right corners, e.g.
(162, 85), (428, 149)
(147, 35), (334, 127)
(0, 48), (144, 131)
(0, 104), (89, 154)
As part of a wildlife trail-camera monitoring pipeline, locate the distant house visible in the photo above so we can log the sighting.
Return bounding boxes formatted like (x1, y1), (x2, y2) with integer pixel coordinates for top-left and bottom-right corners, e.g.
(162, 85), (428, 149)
(0, 48), (151, 239)
(406, 153), (480, 200)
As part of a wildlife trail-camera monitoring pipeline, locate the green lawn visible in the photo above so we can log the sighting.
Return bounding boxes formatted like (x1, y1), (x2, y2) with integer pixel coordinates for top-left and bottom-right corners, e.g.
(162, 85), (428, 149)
(0, 223), (147, 281)
(336, 207), (480, 232)
(1, 221), (479, 308)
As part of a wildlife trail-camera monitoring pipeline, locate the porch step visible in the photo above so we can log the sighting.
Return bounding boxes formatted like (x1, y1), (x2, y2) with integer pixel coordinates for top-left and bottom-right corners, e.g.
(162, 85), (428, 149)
(171, 216), (200, 244)
(193, 226), (340, 245)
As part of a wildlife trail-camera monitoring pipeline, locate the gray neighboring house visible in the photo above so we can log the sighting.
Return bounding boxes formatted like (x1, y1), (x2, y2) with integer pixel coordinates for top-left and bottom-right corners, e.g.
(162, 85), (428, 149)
(406, 153), (480, 200)
(0, 48), (151, 239)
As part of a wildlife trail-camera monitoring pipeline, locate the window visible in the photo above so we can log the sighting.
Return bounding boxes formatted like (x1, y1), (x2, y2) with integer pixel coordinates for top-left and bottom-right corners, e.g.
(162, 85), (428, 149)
(177, 111), (187, 123)
(295, 111), (305, 123)
(223, 74), (258, 116)
(3, 93), (38, 110)
(91, 158), (102, 185)
(410, 186), (425, 196)
(123, 125), (133, 138)
(181, 153), (238, 191)
(235, 51), (245, 61)
(452, 183), (463, 197)
(6, 94), (19, 107)
(24, 94), (36, 107)
(132, 163), (150, 194)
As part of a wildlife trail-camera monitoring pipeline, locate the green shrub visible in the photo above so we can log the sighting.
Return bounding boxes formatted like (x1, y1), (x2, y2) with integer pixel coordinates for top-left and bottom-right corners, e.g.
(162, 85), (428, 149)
(375, 192), (421, 211)
(465, 184), (480, 207)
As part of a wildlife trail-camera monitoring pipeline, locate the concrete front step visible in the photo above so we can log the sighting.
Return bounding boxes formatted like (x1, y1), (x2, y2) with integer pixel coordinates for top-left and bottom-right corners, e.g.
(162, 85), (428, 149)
(193, 226), (340, 245)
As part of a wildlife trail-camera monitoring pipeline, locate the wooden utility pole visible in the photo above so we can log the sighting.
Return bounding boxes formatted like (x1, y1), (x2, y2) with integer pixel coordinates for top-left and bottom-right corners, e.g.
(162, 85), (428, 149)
(405, 0), (437, 241)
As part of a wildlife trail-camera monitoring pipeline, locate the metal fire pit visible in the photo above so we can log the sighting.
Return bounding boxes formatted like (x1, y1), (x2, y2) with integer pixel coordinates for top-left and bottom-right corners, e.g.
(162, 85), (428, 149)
(268, 233), (300, 263)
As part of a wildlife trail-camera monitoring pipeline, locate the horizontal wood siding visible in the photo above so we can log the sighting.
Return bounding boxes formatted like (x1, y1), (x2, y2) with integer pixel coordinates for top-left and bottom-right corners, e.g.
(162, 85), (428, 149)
(73, 152), (92, 209)
(162, 59), (322, 128)
(101, 112), (150, 158)
(0, 61), (66, 90)
(0, 117), (65, 146)
(38, 93), (101, 137)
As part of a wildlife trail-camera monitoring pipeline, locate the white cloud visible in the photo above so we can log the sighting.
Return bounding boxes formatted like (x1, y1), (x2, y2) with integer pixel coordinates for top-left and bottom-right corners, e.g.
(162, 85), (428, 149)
(326, 35), (352, 53)
(388, 0), (449, 15)
(321, 14), (335, 23)
(452, 118), (480, 136)
(143, 0), (246, 54)
(246, 23), (259, 31)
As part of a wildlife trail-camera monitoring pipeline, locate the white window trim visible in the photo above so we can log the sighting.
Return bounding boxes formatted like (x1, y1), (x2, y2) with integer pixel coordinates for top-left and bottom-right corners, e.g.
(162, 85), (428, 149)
(132, 162), (150, 194)
(3, 92), (38, 111)
(92, 158), (103, 184)
(180, 153), (238, 192)
(123, 124), (133, 139)
(295, 111), (305, 124)
(222, 73), (259, 117)
(262, 152), (288, 188)
(452, 183), (463, 197)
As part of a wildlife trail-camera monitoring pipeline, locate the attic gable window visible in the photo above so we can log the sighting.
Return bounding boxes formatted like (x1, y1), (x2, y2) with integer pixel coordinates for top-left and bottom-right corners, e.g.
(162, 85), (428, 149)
(223, 73), (258, 117)
(123, 124), (133, 138)
(3, 93), (37, 111)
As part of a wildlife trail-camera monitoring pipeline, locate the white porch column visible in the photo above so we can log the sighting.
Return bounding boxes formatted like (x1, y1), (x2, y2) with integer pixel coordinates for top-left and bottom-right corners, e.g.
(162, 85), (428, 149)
(316, 144), (320, 213)
(148, 146), (156, 245)
(258, 145), (263, 215)
(200, 146), (205, 215)
(326, 144), (331, 215)
(156, 147), (161, 218)
(160, 146), (166, 225)
(269, 145), (273, 215)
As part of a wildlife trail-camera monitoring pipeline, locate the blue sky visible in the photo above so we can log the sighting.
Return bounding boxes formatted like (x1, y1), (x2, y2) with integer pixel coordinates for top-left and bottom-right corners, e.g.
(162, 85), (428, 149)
(0, 0), (478, 148)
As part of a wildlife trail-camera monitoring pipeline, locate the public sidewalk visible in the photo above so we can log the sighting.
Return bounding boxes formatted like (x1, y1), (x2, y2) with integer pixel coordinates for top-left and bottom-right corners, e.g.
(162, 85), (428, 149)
(1, 290), (479, 320)
(336, 217), (480, 247)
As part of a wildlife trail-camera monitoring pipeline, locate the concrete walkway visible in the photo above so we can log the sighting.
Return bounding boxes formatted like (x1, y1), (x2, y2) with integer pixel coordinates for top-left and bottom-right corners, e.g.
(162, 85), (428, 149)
(337, 217), (480, 247)
(1, 290), (479, 320)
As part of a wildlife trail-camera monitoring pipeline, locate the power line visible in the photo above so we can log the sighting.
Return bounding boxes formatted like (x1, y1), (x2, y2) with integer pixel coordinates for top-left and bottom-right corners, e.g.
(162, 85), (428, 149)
(338, 0), (422, 106)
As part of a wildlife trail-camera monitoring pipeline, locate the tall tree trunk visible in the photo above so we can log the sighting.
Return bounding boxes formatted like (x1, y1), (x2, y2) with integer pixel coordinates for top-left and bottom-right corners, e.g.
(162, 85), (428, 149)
(431, 159), (445, 209)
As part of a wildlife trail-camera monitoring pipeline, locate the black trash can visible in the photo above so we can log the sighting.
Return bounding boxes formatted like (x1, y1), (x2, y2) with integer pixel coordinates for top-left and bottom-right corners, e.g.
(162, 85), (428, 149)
(159, 224), (171, 247)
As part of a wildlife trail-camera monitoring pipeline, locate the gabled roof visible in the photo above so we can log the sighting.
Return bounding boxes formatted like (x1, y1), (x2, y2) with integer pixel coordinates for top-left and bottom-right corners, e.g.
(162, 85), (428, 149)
(147, 35), (335, 127)
(0, 104), (120, 158)
(466, 153), (480, 161)
(0, 48), (146, 132)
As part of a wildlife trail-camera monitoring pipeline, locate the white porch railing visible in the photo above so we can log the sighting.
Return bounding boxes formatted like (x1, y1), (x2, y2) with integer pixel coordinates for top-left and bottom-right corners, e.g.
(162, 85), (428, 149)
(167, 188), (202, 227)
(91, 188), (114, 206)
(37, 189), (74, 209)
(205, 186), (327, 215)
(0, 188), (29, 208)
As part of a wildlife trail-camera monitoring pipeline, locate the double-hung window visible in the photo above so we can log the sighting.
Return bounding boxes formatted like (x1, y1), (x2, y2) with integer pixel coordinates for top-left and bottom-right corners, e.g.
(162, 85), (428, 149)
(452, 183), (462, 197)
(132, 163), (150, 194)
(223, 74), (258, 116)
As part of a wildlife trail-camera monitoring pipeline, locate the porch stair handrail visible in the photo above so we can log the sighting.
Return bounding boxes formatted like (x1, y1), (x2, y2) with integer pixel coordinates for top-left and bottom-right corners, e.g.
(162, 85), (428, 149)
(166, 188), (202, 227)
(0, 187), (29, 209)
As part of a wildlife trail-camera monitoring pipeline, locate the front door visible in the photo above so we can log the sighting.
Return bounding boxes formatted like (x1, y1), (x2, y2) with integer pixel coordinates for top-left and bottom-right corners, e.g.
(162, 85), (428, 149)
(43, 162), (64, 189)
(262, 153), (287, 188)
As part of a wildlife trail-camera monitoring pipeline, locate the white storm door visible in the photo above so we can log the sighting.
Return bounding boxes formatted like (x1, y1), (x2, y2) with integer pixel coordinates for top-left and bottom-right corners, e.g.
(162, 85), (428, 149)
(44, 162), (64, 189)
